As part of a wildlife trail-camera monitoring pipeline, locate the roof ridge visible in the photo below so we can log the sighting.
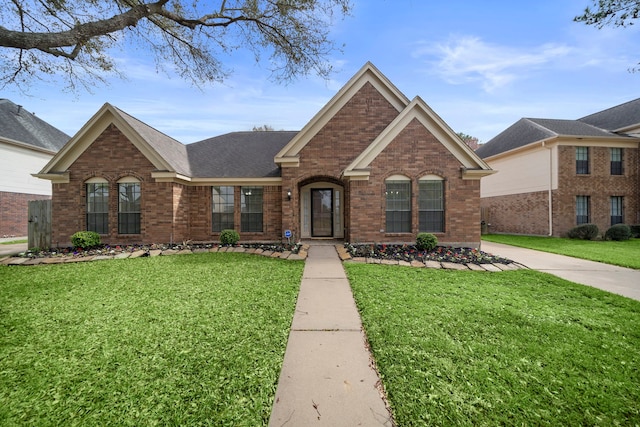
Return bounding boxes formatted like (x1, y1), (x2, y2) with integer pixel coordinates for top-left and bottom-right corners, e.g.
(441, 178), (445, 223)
(578, 97), (640, 121)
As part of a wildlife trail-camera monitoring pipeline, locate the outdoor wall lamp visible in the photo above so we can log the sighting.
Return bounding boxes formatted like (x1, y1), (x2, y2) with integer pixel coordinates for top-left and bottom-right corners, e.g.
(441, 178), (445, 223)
(287, 189), (292, 200)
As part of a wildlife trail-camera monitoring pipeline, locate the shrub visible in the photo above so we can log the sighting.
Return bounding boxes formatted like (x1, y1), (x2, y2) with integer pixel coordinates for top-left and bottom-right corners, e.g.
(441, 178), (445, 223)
(630, 224), (640, 238)
(567, 223), (599, 240)
(219, 229), (240, 245)
(71, 231), (101, 249)
(605, 224), (632, 241)
(416, 233), (438, 251)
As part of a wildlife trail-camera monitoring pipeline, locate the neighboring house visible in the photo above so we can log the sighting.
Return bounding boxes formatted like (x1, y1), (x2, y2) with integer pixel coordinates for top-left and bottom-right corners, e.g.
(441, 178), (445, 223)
(35, 62), (494, 248)
(0, 99), (70, 237)
(477, 98), (640, 237)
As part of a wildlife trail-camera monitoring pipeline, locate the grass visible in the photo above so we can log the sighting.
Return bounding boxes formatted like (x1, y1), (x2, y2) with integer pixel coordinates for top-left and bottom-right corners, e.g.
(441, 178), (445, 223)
(483, 234), (640, 269)
(345, 264), (640, 426)
(0, 253), (304, 426)
(0, 239), (27, 245)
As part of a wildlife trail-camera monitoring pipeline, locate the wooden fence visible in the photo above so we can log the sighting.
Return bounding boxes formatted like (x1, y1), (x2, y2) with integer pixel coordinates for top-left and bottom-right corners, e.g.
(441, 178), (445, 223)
(28, 199), (51, 249)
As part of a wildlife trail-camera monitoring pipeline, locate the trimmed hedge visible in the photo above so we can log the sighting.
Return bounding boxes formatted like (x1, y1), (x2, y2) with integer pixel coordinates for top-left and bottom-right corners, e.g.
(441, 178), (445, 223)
(567, 223), (599, 240)
(605, 224), (632, 241)
(71, 231), (101, 249)
(416, 233), (438, 251)
(219, 229), (240, 245)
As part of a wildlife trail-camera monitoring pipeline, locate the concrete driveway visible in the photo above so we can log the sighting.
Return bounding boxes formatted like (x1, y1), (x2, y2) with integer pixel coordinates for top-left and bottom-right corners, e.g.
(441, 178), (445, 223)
(0, 237), (27, 257)
(481, 241), (640, 302)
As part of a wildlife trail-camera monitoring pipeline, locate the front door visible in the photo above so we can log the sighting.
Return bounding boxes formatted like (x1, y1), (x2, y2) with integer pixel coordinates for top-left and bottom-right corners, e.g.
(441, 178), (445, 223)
(311, 189), (333, 237)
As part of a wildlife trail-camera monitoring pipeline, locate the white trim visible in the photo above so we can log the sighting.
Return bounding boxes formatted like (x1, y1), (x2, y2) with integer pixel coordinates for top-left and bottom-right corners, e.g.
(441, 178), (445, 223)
(420, 174), (444, 181)
(275, 62), (410, 164)
(386, 174), (410, 181)
(117, 176), (140, 183)
(85, 177), (108, 183)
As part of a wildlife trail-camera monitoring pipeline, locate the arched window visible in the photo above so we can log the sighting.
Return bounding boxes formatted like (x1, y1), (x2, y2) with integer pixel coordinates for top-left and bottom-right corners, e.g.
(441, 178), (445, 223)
(86, 177), (108, 234)
(419, 175), (444, 233)
(385, 175), (411, 233)
(117, 177), (141, 234)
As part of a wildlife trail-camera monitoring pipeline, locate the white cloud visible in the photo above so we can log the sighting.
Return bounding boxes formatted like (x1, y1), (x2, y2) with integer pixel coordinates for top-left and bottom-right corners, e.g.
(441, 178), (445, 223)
(414, 36), (572, 92)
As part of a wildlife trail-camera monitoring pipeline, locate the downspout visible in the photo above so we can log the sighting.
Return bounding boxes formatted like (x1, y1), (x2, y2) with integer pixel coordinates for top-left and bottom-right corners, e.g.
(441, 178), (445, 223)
(542, 141), (553, 236)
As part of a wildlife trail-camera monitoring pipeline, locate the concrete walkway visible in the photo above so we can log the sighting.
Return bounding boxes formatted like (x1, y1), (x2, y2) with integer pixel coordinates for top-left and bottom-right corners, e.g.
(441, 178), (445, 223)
(481, 241), (640, 301)
(269, 243), (393, 426)
(0, 237), (27, 257)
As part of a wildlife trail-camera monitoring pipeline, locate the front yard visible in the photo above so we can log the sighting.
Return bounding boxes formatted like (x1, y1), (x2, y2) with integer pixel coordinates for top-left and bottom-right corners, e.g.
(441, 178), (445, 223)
(0, 253), (303, 426)
(482, 234), (640, 269)
(346, 264), (640, 426)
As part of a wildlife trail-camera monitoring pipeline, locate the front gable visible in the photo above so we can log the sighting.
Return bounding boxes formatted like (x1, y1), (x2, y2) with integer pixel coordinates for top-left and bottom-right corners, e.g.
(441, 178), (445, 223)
(344, 96), (494, 180)
(34, 103), (183, 183)
(274, 62), (410, 167)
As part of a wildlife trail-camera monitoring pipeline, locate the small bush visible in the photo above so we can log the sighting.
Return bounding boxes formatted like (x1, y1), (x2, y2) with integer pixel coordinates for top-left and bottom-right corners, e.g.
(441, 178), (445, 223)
(605, 224), (632, 241)
(567, 223), (599, 240)
(630, 224), (640, 238)
(71, 231), (101, 249)
(416, 233), (438, 251)
(219, 229), (240, 245)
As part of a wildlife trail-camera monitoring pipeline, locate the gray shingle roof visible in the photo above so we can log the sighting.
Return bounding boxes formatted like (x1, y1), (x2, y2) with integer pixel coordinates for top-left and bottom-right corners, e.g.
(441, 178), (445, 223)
(0, 99), (70, 151)
(578, 97), (640, 132)
(112, 105), (192, 176)
(477, 114), (634, 159)
(187, 131), (297, 178)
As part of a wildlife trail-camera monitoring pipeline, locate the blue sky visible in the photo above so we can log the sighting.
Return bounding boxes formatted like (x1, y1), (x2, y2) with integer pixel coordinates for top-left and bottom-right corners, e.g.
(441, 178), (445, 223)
(3, 0), (639, 144)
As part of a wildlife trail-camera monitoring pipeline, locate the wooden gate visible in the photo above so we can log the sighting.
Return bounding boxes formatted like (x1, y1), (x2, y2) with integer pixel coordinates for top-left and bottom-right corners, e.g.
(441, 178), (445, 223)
(28, 199), (51, 249)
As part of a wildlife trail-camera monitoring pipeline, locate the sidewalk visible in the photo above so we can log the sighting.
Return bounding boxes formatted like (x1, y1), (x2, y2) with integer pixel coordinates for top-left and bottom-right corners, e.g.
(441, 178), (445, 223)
(269, 244), (393, 426)
(481, 241), (640, 301)
(0, 237), (27, 257)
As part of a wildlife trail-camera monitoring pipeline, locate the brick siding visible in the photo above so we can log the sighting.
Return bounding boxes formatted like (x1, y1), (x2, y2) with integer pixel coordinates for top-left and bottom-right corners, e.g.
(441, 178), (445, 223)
(51, 82), (485, 247)
(0, 191), (51, 237)
(481, 145), (639, 237)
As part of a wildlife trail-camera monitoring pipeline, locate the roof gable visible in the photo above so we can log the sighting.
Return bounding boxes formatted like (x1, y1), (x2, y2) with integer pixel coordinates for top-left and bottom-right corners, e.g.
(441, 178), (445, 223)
(274, 62), (410, 166)
(345, 96), (493, 180)
(37, 103), (190, 181)
(0, 99), (70, 153)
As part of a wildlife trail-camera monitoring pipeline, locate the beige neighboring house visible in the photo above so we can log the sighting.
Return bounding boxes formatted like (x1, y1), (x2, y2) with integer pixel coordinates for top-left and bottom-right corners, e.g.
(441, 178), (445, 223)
(0, 99), (70, 237)
(477, 98), (640, 237)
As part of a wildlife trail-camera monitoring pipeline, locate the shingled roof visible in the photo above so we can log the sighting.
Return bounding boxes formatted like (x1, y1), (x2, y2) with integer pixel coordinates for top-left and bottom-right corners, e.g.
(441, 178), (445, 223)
(578, 97), (640, 132)
(0, 99), (70, 152)
(476, 99), (639, 159)
(188, 131), (297, 178)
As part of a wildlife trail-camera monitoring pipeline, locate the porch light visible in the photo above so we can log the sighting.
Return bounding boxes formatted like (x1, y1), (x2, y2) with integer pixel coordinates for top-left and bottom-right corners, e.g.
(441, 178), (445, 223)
(287, 189), (292, 200)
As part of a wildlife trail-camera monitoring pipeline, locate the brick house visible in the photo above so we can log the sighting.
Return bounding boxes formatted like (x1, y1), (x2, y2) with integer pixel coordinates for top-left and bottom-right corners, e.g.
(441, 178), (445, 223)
(477, 98), (640, 237)
(35, 62), (493, 248)
(0, 99), (70, 237)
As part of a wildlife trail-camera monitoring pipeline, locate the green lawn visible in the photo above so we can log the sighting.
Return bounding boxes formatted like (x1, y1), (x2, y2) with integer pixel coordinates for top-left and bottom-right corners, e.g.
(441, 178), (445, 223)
(346, 264), (640, 426)
(0, 239), (27, 245)
(0, 253), (304, 426)
(483, 234), (640, 269)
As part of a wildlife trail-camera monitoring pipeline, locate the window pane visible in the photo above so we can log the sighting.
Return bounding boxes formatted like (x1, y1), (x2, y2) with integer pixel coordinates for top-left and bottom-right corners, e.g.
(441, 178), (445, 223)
(241, 187), (263, 232)
(87, 183), (109, 234)
(419, 180), (444, 232)
(212, 186), (234, 232)
(611, 196), (623, 226)
(385, 180), (411, 233)
(576, 196), (590, 225)
(610, 148), (623, 175)
(576, 147), (589, 174)
(118, 182), (140, 234)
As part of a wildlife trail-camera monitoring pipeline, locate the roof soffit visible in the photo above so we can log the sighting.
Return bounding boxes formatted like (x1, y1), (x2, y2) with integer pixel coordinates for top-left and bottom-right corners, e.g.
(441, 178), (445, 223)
(39, 103), (175, 175)
(344, 96), (492, 177)
(274, 62), (410, 163)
